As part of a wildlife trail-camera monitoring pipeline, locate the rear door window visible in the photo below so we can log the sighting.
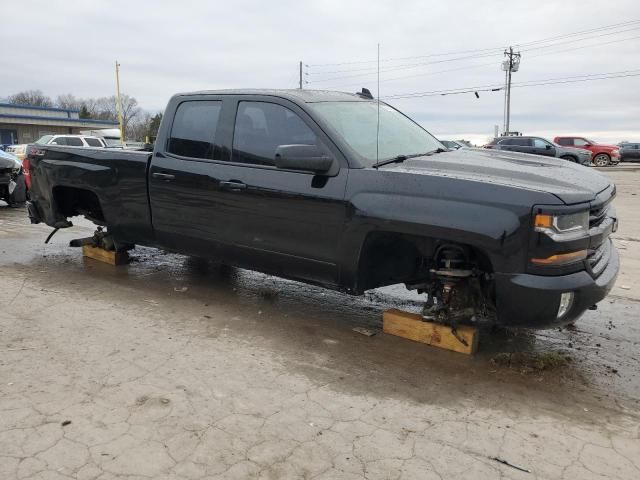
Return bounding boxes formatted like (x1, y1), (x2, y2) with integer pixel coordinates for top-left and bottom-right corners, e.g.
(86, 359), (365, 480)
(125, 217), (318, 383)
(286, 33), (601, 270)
(557, 138), (573, 146)
(65, 137), (84, 147)
(511, 138), (531, 146)
(232, 101), (317, 166)
(85, 138), (103, 147)
(168, 100), (222, 159)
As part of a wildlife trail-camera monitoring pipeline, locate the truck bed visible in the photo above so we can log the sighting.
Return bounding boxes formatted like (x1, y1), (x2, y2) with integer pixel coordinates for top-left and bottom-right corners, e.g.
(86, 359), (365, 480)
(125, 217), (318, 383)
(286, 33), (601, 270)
(28, 145), (154, 245)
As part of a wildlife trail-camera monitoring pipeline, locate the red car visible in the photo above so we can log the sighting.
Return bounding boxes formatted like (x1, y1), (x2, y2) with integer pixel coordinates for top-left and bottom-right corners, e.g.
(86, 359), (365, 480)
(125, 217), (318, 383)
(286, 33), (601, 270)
(553, 136), (620, 167)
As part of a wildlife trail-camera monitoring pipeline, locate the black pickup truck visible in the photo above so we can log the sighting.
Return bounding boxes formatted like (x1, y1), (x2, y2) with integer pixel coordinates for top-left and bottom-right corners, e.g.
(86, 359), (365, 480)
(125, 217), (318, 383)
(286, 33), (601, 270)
(26, 89), (619, 328)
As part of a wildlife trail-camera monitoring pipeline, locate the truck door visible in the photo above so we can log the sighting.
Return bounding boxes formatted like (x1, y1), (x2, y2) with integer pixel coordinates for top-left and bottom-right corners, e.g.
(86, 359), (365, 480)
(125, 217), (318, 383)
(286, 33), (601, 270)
(215, 97), (348, 287)
(148, 97), (235, 257)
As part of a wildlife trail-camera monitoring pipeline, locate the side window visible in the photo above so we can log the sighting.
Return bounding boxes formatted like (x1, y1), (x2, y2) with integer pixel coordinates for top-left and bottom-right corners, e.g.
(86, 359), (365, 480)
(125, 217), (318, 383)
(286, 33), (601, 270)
(168, 101), (222, 159)
(498, 138), (513, 146)
(85, 138), (103, 147)
(512, 138), (531, 147)
(574, 138), (590, 146)
(233, 101), (317, 166)
(557, 138), (572, 146)
(51, 137), (66, 145)
(65, 137), (84, 147)
(533, 138), (549, 148)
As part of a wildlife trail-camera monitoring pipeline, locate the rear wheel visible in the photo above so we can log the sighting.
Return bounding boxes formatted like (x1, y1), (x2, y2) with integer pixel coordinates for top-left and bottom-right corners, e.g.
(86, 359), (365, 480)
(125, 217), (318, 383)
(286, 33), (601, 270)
(593, 153), (610, 167)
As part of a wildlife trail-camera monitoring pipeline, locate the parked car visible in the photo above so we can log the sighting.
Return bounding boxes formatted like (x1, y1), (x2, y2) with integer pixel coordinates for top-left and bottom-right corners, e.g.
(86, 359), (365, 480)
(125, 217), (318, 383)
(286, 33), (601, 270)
(6, 134), (106, 162)
(0, 149), (27, 207)
(485, 136), (592, 165)
(440, 140), (466, 150)
(26, 89), (618, 329)
(553, 136), (620, 167)
(618, 143), (640, 162)
(34, 134), (107, 148)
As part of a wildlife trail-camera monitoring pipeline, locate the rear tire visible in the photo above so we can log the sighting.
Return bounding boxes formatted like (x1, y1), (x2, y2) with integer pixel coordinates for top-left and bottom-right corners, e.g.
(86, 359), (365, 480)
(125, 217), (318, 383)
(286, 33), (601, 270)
(593, 153), (610, 167)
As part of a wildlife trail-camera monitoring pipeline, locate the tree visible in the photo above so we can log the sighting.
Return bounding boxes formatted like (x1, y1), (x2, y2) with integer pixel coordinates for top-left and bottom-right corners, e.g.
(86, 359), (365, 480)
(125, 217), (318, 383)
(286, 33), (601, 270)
(127, 111), (162, 142)
(8, 90), (53, 107)
(91, 94), (141, 138)
(55, 93), (83, 111)
(147, 113), (163, 139)
(79, 104), (92, 119)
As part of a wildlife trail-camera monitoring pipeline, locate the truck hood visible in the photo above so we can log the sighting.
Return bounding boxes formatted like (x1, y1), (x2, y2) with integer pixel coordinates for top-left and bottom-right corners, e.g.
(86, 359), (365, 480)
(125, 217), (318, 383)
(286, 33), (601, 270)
(386, 148), (611, 204)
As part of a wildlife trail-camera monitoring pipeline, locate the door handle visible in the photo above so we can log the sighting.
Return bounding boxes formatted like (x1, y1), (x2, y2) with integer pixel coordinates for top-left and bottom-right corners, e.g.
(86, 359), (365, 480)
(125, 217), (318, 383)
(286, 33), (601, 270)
(219, 180), (247, 191)
(152, 172), (175, 181)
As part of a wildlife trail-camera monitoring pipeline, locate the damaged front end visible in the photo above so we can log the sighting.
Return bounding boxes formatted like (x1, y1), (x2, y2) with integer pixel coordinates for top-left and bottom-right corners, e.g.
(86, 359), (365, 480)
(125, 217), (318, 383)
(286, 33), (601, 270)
(0, 154), (27, 206)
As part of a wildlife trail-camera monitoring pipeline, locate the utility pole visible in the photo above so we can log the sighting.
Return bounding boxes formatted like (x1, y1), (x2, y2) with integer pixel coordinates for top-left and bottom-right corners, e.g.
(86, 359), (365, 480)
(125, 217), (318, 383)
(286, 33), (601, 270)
(115, 61), (124, 145)
(299, 61), (303, 89)
(502, 47), (521, 135)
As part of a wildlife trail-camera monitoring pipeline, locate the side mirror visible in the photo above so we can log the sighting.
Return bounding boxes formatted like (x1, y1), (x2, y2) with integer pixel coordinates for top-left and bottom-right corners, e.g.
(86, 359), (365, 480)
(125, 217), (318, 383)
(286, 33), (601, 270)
(545, 144), (552, 150)
(274, 145), (334, 174)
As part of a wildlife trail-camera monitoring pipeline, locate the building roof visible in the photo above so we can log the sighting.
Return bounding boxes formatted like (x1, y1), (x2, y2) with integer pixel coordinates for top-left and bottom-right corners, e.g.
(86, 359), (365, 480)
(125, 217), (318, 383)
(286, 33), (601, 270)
(0, 113), (118, 127)
(0, 102), (118, 128)
(0, 102), (80, 113)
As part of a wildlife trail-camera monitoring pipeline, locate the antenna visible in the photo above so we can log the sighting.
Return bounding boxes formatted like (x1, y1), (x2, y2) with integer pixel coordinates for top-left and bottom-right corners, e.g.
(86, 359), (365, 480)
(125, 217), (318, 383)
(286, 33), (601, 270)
(376, 43), (380, 167)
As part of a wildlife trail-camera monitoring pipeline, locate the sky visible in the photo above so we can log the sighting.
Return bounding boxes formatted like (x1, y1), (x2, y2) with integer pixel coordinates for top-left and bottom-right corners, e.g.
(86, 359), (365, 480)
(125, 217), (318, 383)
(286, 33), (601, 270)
(2, 0), (639, 145)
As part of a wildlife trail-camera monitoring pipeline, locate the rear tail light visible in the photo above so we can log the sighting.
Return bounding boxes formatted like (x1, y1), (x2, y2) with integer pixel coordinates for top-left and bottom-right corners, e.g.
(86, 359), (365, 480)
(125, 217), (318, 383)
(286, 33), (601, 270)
(23, 158), (31, 189)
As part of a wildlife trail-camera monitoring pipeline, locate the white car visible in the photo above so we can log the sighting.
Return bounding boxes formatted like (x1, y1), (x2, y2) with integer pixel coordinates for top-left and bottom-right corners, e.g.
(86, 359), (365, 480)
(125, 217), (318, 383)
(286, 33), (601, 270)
(6, 134), (106, 161)
(34, 134), (107, 148)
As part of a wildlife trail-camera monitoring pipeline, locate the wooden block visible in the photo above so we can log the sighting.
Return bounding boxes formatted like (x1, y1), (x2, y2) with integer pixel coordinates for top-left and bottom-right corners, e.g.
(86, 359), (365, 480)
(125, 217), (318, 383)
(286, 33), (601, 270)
(82, 245), (129, 266)
(383, 309), (479, 355)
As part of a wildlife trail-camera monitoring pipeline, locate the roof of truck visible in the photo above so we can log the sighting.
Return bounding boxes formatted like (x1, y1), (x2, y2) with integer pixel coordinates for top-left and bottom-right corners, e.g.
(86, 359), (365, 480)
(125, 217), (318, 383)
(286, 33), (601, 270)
(174, 89), (371, 103)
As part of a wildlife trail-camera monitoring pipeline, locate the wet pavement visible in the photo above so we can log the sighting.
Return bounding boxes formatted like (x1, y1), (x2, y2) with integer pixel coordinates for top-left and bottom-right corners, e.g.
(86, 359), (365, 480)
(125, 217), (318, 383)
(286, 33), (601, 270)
(1, 168), (639, 479)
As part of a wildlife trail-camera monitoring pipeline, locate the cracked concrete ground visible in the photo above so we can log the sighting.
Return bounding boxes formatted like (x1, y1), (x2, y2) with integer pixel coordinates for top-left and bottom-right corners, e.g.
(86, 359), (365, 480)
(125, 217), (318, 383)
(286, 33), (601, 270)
(1, 169), (639, 479)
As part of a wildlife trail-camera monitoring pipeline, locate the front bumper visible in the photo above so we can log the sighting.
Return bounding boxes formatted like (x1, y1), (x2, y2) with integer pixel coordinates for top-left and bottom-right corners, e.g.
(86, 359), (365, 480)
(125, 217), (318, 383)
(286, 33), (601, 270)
(494, 240), (619, 328)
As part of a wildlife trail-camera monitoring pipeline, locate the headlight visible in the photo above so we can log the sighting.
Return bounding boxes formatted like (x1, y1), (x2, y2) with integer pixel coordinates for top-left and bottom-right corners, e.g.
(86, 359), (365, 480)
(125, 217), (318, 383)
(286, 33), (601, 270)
(535, 211), (589, 240)
(530, 211), (589, 266)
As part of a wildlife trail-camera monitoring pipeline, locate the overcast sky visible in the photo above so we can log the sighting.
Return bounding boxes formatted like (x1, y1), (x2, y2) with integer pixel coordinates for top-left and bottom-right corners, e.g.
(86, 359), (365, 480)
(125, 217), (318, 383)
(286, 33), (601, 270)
(2, 0), (639, 144)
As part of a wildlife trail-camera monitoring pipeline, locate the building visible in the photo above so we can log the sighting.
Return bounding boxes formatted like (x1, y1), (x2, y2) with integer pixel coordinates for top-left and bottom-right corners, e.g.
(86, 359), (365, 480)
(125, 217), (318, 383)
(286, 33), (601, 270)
(0, 103), (118, 145)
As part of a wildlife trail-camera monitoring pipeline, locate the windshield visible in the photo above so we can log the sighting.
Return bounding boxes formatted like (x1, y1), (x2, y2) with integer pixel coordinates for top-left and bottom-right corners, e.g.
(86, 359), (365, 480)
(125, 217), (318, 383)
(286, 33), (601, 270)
(310, 101), (442, 166)
(35, 135), (53, 145)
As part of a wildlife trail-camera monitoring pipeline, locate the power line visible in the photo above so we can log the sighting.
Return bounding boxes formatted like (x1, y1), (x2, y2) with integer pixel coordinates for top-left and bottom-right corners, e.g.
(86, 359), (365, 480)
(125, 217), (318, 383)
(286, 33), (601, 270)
(520, 26), (640, 52)
(309, 33), (640, 89)
(515, 19), (640, 47)
(381, 69), (640, 100)
(525, 34), (640, 60)
(307, 19), (640, 76)
(306, 51), (503, 84)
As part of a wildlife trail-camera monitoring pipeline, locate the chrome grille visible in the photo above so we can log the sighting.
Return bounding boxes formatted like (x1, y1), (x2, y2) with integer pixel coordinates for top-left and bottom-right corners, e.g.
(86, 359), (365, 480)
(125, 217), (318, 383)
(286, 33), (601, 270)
(589, 203), (609, 228)
(587, 240), (610, 278)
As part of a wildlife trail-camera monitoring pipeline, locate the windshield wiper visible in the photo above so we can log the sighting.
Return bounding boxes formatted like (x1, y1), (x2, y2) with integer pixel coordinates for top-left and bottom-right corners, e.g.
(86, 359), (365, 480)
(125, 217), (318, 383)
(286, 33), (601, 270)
(374, 154), (408, 168)
(374, 149), (446, 169)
